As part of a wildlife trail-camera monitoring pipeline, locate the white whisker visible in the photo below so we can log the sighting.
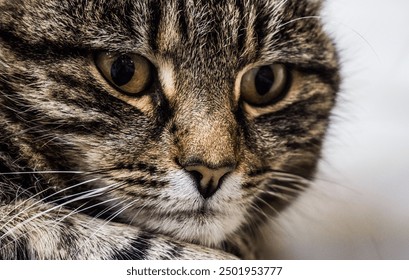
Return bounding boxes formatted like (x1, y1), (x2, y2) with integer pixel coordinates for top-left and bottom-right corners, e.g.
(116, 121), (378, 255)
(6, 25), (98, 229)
(0, 171), (84, 175)
(253, 195), (282, 216)
(0, 181), (121, 239)
(247, 200), (281, 229)
(73, 199), (137, 257)
(54, 196), (122, 226)
(1, 177), (102, 229)
(277, 15), (321, 30)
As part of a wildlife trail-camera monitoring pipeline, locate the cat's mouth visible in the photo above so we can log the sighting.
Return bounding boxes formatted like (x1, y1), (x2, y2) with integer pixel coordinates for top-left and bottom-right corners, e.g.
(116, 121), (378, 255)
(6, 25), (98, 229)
(169, 203), (222, 218)
(99, 169), (247, 245)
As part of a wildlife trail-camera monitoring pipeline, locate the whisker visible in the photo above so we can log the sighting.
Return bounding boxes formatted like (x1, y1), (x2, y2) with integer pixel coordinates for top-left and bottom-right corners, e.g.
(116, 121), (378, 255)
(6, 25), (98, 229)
(88, 195), (129, 222)
(0, 171), (84, 175)
(126, 198), (159, 227)
(1, 177), (102, 228)
(260, 186), (302, 197)
(73, 199), (137, 258)
(0, 181), (122, 239)
(258, 190), (293, 203)
(0, 196), (124, 254)
(277, 15), (322, 30)
(53, 196), (123, 226)
(253, 195), (282, 217)
(247, 200), (281, 229)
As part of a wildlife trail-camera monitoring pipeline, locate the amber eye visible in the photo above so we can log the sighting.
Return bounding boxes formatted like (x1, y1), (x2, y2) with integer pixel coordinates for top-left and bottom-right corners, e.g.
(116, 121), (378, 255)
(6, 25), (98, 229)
(240, 64), (289, 106)
(95, 52), (152, 95)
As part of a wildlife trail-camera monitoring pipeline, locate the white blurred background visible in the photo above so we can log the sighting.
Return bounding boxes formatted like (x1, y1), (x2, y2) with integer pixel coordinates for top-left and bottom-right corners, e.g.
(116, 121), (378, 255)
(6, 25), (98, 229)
(268, 0), (409, 259)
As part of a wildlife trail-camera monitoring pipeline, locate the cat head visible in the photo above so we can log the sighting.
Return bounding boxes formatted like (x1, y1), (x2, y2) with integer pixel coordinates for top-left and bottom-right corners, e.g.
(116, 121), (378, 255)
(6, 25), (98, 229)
(0, 0), (339, 246)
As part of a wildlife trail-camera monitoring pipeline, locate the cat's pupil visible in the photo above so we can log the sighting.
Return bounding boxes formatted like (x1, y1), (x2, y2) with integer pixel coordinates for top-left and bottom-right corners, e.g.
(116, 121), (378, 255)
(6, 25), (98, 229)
(255, 66), (274, 96)
(110, 55), (135, 86)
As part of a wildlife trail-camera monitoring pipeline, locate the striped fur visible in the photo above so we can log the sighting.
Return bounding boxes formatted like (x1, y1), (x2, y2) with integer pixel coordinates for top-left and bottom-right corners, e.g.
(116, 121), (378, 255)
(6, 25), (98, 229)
(0, 0), (339, 259)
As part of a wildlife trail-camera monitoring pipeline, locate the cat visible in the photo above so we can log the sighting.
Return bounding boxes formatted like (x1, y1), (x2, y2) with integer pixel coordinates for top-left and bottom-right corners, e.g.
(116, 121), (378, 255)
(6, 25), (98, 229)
(0, 0), (340, 259)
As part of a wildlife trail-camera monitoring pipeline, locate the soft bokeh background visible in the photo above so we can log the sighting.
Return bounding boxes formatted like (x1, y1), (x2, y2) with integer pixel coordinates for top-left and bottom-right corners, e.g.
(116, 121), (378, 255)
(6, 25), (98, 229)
(268, 0), (409, 259)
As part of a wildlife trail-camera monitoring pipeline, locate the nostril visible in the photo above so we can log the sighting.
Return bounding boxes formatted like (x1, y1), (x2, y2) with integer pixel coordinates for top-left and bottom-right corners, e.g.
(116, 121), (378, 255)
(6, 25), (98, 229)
(218, 171), (231, 187)
(188, 170), (203, 186)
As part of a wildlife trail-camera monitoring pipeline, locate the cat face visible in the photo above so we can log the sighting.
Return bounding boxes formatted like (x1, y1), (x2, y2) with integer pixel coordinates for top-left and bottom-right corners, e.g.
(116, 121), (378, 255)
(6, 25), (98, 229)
(0, 0), (339, 246)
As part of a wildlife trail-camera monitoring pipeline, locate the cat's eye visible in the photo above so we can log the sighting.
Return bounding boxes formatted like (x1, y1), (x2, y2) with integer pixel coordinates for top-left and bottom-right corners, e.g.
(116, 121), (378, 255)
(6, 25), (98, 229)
(95, 52), (152, 95)
(240, 64), (289, 106)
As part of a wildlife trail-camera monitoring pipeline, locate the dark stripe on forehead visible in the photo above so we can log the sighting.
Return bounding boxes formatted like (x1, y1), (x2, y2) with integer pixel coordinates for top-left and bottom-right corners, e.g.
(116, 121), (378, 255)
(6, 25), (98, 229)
(206, 5), (223, 47)
(122, 0), (137, 38)
(253, 3), (270, 58)
(176, 0), (189, 41)
(235, 0), (247, 57)
(148, 0), (162, 51)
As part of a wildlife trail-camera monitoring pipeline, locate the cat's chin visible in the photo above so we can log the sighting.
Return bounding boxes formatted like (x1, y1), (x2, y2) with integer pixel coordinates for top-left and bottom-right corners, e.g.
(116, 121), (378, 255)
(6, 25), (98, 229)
(125, 208), (245, 247)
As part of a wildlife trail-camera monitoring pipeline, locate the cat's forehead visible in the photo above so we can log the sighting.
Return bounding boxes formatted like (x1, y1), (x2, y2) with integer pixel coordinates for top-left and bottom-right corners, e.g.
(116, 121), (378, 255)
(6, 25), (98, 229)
(152, 0), (323, 64)
(2, 0), (328, 65)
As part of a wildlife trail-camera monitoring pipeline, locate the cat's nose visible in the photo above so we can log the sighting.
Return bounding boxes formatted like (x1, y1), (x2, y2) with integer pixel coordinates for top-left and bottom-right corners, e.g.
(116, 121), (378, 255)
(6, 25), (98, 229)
(185, 164), (235, 199)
